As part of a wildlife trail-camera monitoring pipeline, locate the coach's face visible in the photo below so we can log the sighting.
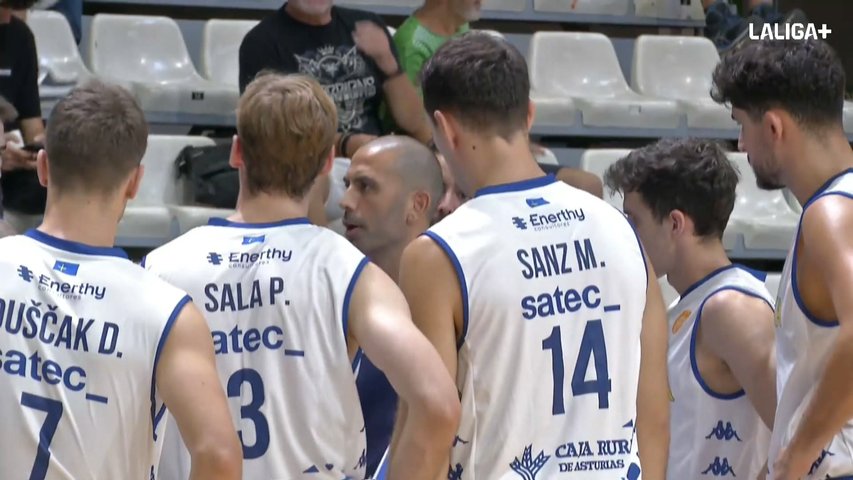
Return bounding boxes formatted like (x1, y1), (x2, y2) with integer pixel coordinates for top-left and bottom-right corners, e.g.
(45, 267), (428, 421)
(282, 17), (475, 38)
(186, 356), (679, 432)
(288, 0), (333, 17)
(340, 151), (409, 256)
(734, 107), (785, 190)
(623, 192), (673, 279)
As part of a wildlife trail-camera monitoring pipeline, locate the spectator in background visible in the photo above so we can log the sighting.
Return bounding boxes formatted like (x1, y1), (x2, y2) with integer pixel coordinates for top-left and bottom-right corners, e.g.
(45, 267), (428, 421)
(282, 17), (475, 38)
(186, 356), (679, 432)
(393, 0), (481, 92)
(239, 0), (431, 159)
(1, 0), (47, 222)
(0, 95), (17, 235)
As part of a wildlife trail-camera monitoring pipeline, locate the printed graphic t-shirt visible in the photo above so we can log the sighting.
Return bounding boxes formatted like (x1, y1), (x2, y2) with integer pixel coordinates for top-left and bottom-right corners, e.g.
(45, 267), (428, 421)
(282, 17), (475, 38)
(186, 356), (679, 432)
(239, 4), (398, 136)
(393, 16), (469, 93)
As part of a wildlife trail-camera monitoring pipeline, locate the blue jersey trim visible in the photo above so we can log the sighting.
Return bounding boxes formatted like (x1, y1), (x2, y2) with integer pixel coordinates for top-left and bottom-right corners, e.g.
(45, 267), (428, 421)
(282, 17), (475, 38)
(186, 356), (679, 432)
(139, 255), (147, 268)
(680, 264), (739, 300)
(352, 347), (363, 374)
(150, 294), (192, 440)
(423, 231), (469, 350)
(207, 217), (311, 229)
(791, 190), (853, 328)
(473, 174), (556, 198)
(343, 256), (370, 343)
(25, 229), (129, 259)
(689, 286), (773, 400)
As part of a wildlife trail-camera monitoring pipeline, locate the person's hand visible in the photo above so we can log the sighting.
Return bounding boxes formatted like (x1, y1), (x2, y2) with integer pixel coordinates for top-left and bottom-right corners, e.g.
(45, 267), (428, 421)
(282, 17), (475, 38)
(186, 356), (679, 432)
(771, 446), (811, 480)
(1, 135), (38, 173)
(353, 21), (397, 75)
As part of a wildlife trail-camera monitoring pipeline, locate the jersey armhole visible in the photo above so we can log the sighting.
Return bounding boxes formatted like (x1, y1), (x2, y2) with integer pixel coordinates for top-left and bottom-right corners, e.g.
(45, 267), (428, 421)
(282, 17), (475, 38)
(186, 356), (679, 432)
(689, 286), (771, 400)
(422, 231), (469, 350)
(149, 294), (192, 440)
(342, 256), (371, 345)
(791, 191), (853, 327)
(139, 255), (148, 269)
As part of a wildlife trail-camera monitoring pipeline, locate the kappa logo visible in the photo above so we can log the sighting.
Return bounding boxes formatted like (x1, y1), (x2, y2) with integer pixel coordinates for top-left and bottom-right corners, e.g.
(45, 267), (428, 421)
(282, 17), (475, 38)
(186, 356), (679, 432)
(705, 421), (742, 442)
(702, 457), (735, 477)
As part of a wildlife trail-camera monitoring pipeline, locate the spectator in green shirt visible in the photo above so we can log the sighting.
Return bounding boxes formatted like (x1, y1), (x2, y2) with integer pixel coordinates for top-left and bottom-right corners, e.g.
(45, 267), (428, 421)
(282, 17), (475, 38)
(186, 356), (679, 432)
(393, 0), (480, 91)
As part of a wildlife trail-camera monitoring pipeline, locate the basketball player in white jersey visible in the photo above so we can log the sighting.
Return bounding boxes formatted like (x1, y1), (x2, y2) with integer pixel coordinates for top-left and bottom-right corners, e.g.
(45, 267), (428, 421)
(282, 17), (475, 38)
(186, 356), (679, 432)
(146, 74), (460, 480)
(339, 135), (445, 477)
(713, 39), (853, 480)
(604, 138), (777, 479)
(397, 32), (671, 479)
(0, 80), (241, 479)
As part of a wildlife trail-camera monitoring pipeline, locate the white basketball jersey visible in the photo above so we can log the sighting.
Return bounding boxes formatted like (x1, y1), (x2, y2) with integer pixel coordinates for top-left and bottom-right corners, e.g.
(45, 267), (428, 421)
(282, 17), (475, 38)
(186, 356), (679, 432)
(429, 176), (647, 479)
(769, 170), (853, 479)
(666, 265), (772, 480)
(144, 217), (368, 480)
(0, 230), (188, 480)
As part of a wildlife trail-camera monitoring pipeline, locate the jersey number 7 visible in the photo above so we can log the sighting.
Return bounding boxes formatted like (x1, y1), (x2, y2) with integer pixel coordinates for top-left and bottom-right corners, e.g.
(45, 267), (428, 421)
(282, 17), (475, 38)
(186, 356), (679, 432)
(21, 392), (64, 480)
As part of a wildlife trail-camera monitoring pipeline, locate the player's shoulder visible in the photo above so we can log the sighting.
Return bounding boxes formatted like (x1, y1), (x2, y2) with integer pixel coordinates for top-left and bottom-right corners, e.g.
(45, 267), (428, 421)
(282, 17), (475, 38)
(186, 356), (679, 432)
(145, 226), (212, 270)
(702, 278), (774, 320)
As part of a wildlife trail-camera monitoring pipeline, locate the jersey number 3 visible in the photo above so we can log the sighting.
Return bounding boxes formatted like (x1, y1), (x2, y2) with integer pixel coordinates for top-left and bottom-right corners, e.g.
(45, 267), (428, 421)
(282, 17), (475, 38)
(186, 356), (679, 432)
(227, 368), (270, 459)
(542, 320), (612, 414)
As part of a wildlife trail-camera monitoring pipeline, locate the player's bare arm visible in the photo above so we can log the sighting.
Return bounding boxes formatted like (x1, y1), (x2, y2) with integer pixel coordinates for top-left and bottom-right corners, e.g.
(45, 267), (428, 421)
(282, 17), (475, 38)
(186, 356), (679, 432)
(156, 302), (243, 480)
(348, 259), (460, 480)
(397, 235), (464, 480)
(701, 290), (777, 429)
(772, 195), (853, 479)
(636, 253), (670, 480)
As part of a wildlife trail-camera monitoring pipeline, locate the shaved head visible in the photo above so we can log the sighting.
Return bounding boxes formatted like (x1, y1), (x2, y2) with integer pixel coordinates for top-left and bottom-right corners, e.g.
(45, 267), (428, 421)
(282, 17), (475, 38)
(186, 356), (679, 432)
(341, 135), (444, 259)
(357, 136), (445, 218)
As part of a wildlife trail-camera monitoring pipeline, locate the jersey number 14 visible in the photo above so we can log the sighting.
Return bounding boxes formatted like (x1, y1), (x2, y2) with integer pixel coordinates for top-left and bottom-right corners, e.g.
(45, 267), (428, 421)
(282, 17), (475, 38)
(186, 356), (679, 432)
(542, 320), (612, 414)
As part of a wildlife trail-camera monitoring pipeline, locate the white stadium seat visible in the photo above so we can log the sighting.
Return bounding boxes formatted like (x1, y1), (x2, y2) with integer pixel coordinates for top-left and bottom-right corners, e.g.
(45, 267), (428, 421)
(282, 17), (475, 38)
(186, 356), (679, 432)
(844, 101), (853, 134)
(325, 157), (351, 236)
(89, 14), (237, 117)
(725, 153), (798, 252)
(635, 0), (705, 19)
(338, 0), (420, 6)
(201, 19), (258, 87)
(764, 272), (782, 300)
(483, 0), (526, 11)
(580, 148), (632, 210)
(534, 0), (631, 15)
(27, 10), (92, 93)
(117, 135), (224, 246)
(632, 35), (736, 130)
(529, 32), (682, 129)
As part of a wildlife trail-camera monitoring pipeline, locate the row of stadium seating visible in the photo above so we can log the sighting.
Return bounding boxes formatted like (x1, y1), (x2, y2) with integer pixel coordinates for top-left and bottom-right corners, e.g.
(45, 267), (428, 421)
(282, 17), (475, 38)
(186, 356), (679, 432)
(343, 0), (703, 18)
(4, 135), (800, 263)
(32, 12), (851, 133)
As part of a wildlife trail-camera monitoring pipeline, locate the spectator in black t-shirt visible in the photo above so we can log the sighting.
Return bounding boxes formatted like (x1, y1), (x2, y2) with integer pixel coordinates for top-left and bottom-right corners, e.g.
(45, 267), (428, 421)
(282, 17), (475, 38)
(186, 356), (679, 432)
(1, 0), (47, 218)
(239, 1), (431, 158)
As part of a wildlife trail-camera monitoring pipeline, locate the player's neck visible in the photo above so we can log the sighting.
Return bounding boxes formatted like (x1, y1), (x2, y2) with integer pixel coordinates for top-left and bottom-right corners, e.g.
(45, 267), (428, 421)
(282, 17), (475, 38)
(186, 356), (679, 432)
(466, 139), (544, 195)
(39, 194), (121, 248)
(231, 192), (310, 224)
(416, 3), (466, 36)
(785, 131), (853, 206)
(667, 241), (731, 296)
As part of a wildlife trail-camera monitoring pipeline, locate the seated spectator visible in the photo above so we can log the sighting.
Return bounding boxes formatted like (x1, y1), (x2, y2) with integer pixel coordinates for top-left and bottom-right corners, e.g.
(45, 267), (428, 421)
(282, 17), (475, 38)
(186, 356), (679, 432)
(393, 0), (481, 92)
(1, 0), (47, 221)
(239, 0), (430, 159)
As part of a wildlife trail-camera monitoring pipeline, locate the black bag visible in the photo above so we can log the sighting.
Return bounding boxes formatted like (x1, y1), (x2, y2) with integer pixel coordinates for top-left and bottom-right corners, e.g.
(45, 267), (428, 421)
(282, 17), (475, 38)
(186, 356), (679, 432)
(175, 143), (238, 209)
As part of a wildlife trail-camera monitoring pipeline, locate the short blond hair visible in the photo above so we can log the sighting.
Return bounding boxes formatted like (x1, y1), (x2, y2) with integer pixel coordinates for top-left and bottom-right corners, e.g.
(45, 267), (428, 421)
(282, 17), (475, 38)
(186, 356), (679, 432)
(238, 73), (338, 198)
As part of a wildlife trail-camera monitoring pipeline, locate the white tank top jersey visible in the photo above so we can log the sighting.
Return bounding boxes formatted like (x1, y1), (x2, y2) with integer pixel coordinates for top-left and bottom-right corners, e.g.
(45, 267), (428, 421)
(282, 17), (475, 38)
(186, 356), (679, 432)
(0, 230), (189, 480)
(428, 175), (648, 479)
(666, 265), (773, 480)
(143, 217), (369, 480)
(769, 169), (853, 480)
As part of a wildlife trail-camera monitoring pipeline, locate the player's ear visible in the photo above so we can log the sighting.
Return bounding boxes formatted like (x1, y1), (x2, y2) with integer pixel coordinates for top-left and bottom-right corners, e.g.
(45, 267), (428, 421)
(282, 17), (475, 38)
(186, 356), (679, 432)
(229, 135), (243, 169)
(126, 164), (144, 200)
(764, 110), (785, 143)
(526, 99), (536, 132)
(321, 148), (334, 175)
(36, 149), (49, 188)
(434, 110), (456, 150)
(410, 190), (430, 220)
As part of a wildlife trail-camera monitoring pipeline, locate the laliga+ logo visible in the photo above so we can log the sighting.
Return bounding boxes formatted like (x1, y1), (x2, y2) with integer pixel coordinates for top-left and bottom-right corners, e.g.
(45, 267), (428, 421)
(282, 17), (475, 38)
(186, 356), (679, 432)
(749, 21), (831, 41)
